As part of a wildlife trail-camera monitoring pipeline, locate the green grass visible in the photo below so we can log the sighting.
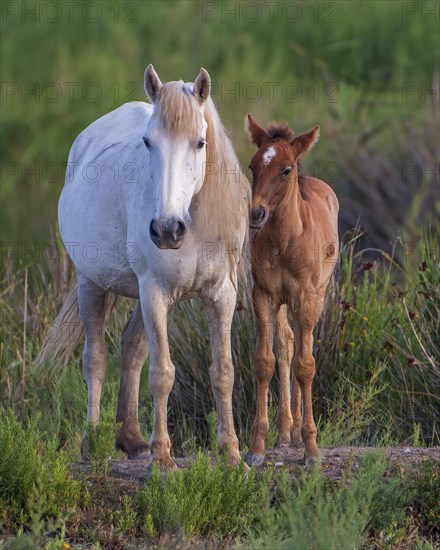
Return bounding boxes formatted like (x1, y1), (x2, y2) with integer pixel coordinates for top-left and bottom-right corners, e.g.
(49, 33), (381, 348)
(138, 451), (271, 539)
(1, 407), (439, 547)
(0, 410), (81, 529)
(248, 452), (390, 549)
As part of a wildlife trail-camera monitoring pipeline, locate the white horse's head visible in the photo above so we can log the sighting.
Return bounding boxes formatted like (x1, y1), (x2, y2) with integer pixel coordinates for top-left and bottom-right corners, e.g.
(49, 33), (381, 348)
(143, 65), (211, 249)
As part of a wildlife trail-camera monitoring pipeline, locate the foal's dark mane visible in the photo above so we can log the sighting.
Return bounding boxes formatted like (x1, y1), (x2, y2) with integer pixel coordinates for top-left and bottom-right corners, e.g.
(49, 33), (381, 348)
(266, 122), (295, 142)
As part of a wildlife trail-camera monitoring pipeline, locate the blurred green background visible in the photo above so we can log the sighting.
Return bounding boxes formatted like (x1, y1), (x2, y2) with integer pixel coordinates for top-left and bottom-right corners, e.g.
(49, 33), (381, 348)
(1, 0), (439, 255)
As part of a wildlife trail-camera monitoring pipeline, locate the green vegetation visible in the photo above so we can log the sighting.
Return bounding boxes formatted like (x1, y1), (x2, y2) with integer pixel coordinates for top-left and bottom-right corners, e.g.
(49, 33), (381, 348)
(2, 0), (438, 247)
(1, 0), (439, 547)
(2, 413), (439, 548)
(138, 451), (271, 539)
(0, 410), (81, 529)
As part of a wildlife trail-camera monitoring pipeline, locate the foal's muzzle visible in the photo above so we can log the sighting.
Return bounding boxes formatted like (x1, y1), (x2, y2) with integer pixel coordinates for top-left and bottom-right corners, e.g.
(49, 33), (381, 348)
(149, 216), (188, 249)
(250, 206), (269, 229)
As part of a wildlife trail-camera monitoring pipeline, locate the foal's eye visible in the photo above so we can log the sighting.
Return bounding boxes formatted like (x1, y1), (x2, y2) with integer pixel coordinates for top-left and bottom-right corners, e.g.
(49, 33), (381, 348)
(248, 164), (253, 172)
(281, 166), (292, 177)
(143, 137), (151, 149)
(196, 139), (206, 150)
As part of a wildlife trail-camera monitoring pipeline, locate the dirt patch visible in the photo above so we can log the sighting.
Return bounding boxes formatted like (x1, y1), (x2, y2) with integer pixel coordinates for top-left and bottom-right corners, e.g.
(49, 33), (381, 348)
(93, 446), (440, 483)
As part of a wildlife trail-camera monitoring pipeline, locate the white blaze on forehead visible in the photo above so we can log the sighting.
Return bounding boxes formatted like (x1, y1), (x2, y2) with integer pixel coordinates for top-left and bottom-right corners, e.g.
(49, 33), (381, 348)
(262, 146), (276, 166)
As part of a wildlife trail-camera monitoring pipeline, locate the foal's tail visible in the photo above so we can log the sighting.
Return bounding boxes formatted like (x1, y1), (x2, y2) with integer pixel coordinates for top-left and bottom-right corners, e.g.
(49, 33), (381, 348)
(34, 281), (117, 369)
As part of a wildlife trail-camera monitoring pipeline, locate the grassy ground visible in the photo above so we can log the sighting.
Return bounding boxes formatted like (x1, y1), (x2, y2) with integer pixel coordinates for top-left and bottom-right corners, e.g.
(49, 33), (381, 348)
(1, 411), (440, 548)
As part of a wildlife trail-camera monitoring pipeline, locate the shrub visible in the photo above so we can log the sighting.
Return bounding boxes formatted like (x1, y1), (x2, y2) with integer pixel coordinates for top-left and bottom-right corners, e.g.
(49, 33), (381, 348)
(0, 410), (81, 527)
(138, 451), (271, 539)
(248, 452), (389, 549)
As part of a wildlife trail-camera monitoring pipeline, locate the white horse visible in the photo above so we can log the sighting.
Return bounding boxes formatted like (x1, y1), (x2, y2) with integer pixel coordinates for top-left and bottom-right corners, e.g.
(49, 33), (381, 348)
(41, 66), (249, 470)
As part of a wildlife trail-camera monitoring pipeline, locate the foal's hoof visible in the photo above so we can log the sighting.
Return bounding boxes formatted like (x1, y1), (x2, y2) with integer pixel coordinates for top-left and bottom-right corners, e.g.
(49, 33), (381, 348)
(303, 454), (319, 467)
(116, 432), (150, 459)
(244, 452), (265, 467)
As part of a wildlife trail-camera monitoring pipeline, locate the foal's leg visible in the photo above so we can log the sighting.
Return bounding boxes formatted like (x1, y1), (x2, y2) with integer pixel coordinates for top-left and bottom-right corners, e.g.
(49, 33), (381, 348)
(116, 302), (150, 458)
(290, 290), (323, 463)
(290, 374), (303, 446)
(245, 285), (278, 466)
(203, 281), (241, 466)
(77, 273), (108, 460)
(139, 284), (177, 471)
(273, 305), (294, 446)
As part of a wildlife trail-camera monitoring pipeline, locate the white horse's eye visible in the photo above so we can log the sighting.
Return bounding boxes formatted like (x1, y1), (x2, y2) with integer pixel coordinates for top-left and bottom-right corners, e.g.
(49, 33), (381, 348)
(143, 137), (151, 149)
(196, 139), (206, 150)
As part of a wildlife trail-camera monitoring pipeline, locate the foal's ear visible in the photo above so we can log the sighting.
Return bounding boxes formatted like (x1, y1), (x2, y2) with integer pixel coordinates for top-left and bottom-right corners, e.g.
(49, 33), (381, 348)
(144, 64), (163, 103)
(245, 114), (268, 148)
(194, 68), (211, 103)
(290, 126), (320, 157)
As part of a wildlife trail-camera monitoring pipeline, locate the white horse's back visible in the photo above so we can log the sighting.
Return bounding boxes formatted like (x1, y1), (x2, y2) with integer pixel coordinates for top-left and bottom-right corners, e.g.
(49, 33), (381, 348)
(68, 102), (152, 165)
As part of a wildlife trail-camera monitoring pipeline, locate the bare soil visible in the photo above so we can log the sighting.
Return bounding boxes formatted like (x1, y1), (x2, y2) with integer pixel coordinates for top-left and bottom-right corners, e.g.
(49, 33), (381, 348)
(102, 446), (440, 483)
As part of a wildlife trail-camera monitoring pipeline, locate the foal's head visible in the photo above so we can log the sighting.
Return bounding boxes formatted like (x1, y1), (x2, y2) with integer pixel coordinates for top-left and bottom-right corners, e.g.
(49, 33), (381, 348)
(143, 65), (211, 249)
(246, 114), (320, 230)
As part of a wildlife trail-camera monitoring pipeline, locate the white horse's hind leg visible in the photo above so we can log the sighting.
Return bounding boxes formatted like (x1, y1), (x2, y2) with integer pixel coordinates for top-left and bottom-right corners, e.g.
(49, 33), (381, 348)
(140, 284), (177, 471)
(116, 302), (150, 458)
(204, 282), (242, 466)
(77, 273), (108, 460)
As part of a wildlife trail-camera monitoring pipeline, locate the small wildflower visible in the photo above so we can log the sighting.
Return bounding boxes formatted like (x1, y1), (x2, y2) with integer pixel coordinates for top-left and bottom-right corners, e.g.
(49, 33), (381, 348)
(407, 356), (416, 367)
(408, 310), (416, 320)
(363, 316), (369, 322)
(363, 261), (374, 271)
(361, 329), (366, 337)
(341, 300), (352, 311)
(419, 261), (427, 271)
(349, 342), (355, 347)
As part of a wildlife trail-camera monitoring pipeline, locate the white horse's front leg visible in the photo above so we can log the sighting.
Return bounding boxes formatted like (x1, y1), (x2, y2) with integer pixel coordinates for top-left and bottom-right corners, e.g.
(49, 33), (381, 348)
(204, 281), (242, 466)
(140, 284), (177, 471)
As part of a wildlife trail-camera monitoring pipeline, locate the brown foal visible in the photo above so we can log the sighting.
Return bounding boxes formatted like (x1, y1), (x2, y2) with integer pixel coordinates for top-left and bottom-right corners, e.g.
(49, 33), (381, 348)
(244, 115), (339, 466)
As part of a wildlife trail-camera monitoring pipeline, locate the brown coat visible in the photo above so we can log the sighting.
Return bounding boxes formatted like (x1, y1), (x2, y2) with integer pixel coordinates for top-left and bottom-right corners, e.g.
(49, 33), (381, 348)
(245, 115), (339, 465)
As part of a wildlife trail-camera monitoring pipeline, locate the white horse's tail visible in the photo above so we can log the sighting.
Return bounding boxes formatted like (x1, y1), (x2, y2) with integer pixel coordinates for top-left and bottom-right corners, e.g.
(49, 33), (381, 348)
(34, 281), (117, 368)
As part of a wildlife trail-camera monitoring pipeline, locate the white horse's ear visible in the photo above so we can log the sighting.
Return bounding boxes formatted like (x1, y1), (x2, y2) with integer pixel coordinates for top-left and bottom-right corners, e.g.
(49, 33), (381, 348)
(144, 64), (163, 103)
(193, 68), (211, 103)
